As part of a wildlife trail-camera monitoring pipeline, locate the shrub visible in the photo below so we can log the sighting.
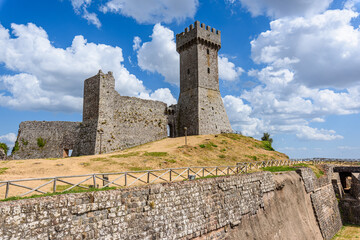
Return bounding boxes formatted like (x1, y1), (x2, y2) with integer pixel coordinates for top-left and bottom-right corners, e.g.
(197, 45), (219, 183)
(218, 154), (226, 159)
(11, 141), (19, 154)
(261, 141), (274, 151)
(37, 137), (46, 148)
(0, 143), (8, 155)
(199, 142), (217, 149)
(261, 132), (273, 143)
(21, 138), (28, 146)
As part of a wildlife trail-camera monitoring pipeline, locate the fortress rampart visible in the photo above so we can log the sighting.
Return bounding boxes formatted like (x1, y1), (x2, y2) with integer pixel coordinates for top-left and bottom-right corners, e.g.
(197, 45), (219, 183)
(0, 169), (342, 239)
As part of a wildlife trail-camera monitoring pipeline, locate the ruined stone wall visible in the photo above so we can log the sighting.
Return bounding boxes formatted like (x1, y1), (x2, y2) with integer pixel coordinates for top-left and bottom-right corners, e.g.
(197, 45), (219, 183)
(75, 71), (168, 156)
(350, 173), (360, 200)
(339, 173), (360, 225)
(100, 95), (167, 153)
(0, 170), (343, 240)
(12, 121), (81, 160)
(297, 168), (342, 240)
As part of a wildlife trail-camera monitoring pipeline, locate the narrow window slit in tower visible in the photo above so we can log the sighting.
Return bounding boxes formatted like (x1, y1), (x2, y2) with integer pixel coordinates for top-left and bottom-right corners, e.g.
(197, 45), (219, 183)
(187, 69), (190, 74)
(207, 49), (210, 55)
(208, 68), (210, 74)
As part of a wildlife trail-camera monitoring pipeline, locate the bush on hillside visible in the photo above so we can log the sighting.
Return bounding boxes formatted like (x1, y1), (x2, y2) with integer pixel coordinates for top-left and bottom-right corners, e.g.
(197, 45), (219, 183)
(0, 142), (8, 155)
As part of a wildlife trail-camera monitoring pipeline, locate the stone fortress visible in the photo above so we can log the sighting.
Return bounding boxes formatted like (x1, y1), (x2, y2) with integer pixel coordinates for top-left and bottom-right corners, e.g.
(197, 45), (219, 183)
(11, 21), (232, 160)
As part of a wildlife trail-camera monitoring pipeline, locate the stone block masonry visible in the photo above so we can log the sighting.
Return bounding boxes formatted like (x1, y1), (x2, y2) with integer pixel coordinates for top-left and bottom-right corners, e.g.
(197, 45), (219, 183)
(0, 172), (274, 239)
(176, 21), (232, 136)
(0, 169), (344, 240)
(12, 121), (81, 160)
(73, 71), (168, 156)
(297, 168), (342, 240)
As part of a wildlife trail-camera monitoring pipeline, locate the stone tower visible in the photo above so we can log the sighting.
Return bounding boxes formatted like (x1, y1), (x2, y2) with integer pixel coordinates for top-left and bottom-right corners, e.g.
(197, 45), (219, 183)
(176, 21), (232, 136)
(73, 70), (116, 156)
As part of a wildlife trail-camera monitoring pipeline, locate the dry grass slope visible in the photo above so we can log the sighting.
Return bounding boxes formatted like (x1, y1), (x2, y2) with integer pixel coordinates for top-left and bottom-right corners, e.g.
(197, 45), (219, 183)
(0, 133), (288, 181)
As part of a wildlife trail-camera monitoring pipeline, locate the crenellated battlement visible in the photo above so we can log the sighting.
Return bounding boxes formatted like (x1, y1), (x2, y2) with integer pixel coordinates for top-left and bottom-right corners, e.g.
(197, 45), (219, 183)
(176, 21), (221, 53)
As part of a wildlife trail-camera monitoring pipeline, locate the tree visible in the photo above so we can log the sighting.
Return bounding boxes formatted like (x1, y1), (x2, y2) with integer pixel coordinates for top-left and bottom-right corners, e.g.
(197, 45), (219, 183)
(261, 132), (273, 143)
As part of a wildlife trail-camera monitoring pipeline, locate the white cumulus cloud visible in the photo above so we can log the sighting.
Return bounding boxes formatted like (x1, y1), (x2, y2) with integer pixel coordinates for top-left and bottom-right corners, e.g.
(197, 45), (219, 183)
(139, 88), (177, 106)
(220, 8), (360, 141)
(100, 0), (199, 24)
(218, 55), (244, 81)
(251, 9), (360, 88)
(135, 24), (245, 86)
(0, 23), (149, 112)
(227, 0), (332, 18)
(0, 133), (17, 150)
(69, 0), (101, 28)
(136, 24), (179, 85)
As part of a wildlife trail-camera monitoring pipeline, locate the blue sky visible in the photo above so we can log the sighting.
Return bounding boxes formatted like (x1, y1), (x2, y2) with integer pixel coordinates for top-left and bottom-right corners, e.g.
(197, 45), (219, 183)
(1, 0), (360, 159)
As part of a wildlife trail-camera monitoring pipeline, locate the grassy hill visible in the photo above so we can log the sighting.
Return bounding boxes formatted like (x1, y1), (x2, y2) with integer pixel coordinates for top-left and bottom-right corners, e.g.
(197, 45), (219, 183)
(0, 133), (288, 181)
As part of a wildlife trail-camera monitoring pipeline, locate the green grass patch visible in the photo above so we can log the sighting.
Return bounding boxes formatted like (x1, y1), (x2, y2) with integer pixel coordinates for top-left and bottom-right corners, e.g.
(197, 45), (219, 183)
(221, 133), (242, 141)
(261, 166), (297, 172)
(129, 166), (152, 171)
(90, 157), (109, 162)
(165, 159), (176, 163)
(55, 184), (90, 192)
(0, 167), (8, 174)
(293, 163), (308, 167)
(220, 148), (226, 152)
(110, 152), (140, 158)
(255, 141), (275, 151)
(199, 142), (218, 149)
(1, 186), (117, 202)
(218, 154), (226, 159)
(220, 140), (228, 144)
(143, 152), (168, 157)
(245, 155), (258, 161)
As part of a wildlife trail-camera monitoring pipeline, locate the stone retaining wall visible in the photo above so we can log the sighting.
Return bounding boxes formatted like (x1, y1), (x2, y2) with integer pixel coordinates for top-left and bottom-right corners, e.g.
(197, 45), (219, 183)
(297, 168), (342, 240)
(0, 170), (342, 240)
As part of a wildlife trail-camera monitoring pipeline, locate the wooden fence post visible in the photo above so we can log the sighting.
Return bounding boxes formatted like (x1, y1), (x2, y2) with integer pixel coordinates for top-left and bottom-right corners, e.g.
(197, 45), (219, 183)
(53, 178), (57, 193)
(124, 173), (127, 186)
(92, 175), (96, 188)
(5, 182), (9, 199)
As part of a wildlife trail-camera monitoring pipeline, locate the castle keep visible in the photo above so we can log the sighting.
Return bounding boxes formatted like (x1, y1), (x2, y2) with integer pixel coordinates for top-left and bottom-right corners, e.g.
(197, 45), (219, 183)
(176, 21), (232, 136)
(11, 21), (232, 159)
